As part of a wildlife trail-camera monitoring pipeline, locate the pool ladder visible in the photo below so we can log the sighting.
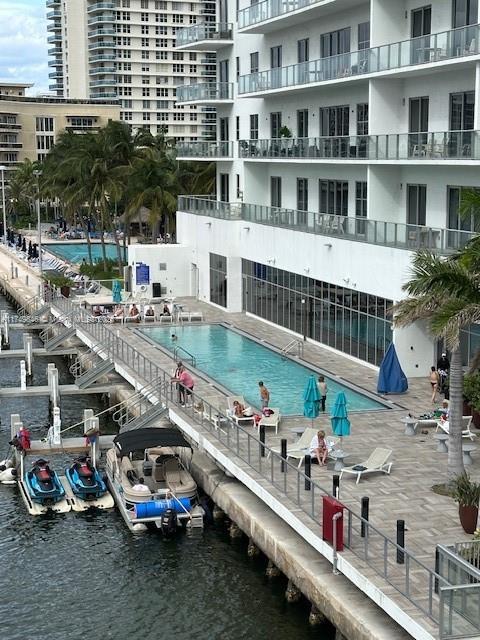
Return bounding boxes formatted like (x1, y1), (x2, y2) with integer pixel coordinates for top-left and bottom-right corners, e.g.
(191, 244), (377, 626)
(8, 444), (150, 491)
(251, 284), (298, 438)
(173, 345), (196, 367)
(281, 339), (304, 358)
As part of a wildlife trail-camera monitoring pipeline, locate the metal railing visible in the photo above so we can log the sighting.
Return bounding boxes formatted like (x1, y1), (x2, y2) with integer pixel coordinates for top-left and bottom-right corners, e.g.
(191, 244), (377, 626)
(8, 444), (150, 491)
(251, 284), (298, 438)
(239, 24), (480, 94)
(176, 22), (233, 47)
(176, 140), (233, 158)
(176, 82), (233, 103)
(173, 345), (196, 367)
(238, 0), (326, 29)
(177, 195), (475, 255)
(239, 131), (480, 161)
(281, 338), (304, 358)
(49, 291), (466, 634)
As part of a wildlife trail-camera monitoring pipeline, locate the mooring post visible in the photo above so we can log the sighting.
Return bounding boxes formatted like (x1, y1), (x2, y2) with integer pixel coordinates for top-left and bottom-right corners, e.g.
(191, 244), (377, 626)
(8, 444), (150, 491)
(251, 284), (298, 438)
(304, 454), (311, 490)
(333, 474), (340, 499)
(396, 519), (405, 565)
(10, 414), (21, 442)
(361, 496), (369, 538)
(280, 438), (287, 472)
(259, 423), (266, 457)
(83, 408), (94, 434)
(52, 407), (61, 446)
(20, 361), (27, 391)
(2, 311), (9, 349)
(87, 415), (100, 463)
(47, 364), (59, 416)
(24, 334), (33, 378)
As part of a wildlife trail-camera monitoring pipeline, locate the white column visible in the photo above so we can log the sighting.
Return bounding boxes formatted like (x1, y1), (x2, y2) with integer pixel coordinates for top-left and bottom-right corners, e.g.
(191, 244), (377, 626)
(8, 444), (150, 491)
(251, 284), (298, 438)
(393, 321), (436, 379)
(474, 62), (480, 130)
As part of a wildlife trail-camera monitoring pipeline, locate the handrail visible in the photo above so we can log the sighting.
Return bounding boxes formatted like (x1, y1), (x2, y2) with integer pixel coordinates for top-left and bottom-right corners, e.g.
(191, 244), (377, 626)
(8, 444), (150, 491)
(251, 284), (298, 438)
(173, 345), (196, 367)
(281, 338), (304, 358)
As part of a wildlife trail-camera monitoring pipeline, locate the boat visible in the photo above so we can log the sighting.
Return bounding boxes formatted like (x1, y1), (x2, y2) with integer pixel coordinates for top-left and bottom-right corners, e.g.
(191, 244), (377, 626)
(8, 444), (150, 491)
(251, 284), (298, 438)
(0, 459), (17, 485)
(65, 455), (107, 500)
(25, 458), (65, 505)
(105, 427), (204, 533)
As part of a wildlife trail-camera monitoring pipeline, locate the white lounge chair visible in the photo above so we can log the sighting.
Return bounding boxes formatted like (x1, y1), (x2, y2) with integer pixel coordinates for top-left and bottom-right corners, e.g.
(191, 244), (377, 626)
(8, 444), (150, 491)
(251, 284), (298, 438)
(189, 311), (203, 322)
(257, 408), (281, 434)
(340, 448), (393, 484)
(200, 396), (228, 431)
(226, 396), (255, 426)
(143, 305), (155, 322)
(436, 416), (476, 440)
(268, 428), (339, 468)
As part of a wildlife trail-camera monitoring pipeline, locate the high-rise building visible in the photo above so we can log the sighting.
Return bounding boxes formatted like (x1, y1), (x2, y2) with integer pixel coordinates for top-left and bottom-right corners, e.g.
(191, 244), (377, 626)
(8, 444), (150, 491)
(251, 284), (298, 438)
(46, 0), (216, 141)
(174, 0), (480, 376)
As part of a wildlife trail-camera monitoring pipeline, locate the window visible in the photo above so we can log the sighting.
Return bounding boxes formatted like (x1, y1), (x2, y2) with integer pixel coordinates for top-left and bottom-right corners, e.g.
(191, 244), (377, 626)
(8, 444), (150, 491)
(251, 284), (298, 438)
(270, 45), (282, 68)
(297, 38), (309, 63)
(236, 116), (240, 141)
(156, 25), (167, 34)
(141, 24), (149, 34)
(448, 185), (480, 231)
(219, 117), (229, 141)
(297, 178), (308, 210)
(358, 22), (370, 49)
(142, 87), (150, 96)
(271, 177), (281, 208)
(236, 56), (240, 80)
(236, 174), (241, 198)
(355, 181), (367, 233)
(250, 52), (259, 73)
(450, 91), (475, 130)
(141, 0), (149, 7)
(220, 173), (229, 202)
(250, 114), (258, 140)
(35, 117), (54, 132)
(356, 103), (368, 135)
(141, 37), (149, 47)
(189, 52), (196, 61)
(320, 106), (349, 136)
(173, 14), (184, 23)
(270, 112), (281, 138)
(319, 180), (348, 216)
(143, 112), (151, 121)
(143, 100), (151, 109)
(173, 51), (184, 60)
(320, 27), (350, 57)
(141, 51), (150, 60)
(155, 0), (167, 8)
(210, 253), (227, 308)
(407, 184), (427, 226)
(297, 109), (308, 138)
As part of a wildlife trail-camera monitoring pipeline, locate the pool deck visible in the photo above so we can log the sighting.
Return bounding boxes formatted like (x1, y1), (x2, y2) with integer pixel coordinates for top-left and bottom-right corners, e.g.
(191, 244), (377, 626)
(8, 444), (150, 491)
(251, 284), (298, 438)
(0, 243), (477, 640)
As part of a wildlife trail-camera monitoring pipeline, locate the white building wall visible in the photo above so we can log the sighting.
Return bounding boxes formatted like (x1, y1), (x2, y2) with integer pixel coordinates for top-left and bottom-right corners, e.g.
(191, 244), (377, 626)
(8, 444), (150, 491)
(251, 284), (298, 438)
(128, 244), (192, 298)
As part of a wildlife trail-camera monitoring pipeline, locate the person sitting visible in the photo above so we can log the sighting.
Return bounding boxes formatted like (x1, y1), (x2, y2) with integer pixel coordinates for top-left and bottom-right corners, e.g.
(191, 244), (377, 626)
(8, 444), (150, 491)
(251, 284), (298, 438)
(109, 305), (124, 323)
(309, 429), (328, 466)
(129, 304), (140, 323)
(160, 304), (171, 316)
(92, 305), (102, 317)
(232, 399), (245, 418)
(131, 477), (150, 493)
(145, 305), (154, 318)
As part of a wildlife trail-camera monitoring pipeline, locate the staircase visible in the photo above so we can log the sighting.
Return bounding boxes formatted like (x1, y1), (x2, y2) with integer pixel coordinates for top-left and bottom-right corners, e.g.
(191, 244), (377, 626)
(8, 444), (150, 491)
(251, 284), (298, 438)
(75, 359), (115, 389)
(118, 403), (168, 432)
(43, 326), (76, 351)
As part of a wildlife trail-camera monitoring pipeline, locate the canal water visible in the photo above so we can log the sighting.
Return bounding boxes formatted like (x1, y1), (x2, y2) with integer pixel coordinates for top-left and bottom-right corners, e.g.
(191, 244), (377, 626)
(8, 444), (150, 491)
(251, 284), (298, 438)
(0, 295), (335, 640)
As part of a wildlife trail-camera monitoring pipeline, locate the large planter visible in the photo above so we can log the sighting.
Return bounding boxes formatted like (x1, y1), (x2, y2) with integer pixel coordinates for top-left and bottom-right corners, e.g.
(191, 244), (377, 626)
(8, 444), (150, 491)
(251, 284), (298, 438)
(459, 505), (479, 534)
(472, 409), (480, 429)
(60, 286), (71, 298)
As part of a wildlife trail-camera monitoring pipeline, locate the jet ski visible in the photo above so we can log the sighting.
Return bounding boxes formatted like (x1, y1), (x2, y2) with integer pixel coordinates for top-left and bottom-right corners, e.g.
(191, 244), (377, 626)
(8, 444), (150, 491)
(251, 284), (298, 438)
(65, 455), (107, 500)
(25, 459), (65, 505)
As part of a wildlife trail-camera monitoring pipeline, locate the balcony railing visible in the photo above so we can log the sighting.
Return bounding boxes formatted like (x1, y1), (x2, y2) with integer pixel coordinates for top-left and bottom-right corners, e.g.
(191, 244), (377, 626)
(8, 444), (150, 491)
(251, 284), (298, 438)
(239, 24), (480, 94)
(176, 82), (233, 103)
(240, 131), (480, 161)
(177, 195), (475, 254)
(88, 27), (115, 38)
(46, 0), (60, 7)
(47, 10), (61, 19)
(89, 78), (116, 87)
(176, 141), (233, 158)
(47, 34), (62, 43)
(0, 123), (21, 130)
(238, 0), (328, 29)
(176, 22), (233, 47)
(88, 14), (115, 25)
(88, 1), (115, 12)
(88, 41), (115, 50)
(0, 142), (22, 149)
(90, 66), (116, 75)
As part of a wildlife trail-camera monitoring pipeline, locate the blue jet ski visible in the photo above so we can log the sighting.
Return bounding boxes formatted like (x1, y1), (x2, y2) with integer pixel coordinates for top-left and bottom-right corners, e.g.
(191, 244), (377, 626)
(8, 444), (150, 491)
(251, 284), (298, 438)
(25, 459), (65, 505)
(65, 455), (107, 500)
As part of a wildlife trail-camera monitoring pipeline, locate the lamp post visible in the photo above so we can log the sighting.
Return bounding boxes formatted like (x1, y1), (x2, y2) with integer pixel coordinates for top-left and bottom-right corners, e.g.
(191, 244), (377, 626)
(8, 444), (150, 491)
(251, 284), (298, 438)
(0, 165), (6, 244)
(33, 170), (42, 277)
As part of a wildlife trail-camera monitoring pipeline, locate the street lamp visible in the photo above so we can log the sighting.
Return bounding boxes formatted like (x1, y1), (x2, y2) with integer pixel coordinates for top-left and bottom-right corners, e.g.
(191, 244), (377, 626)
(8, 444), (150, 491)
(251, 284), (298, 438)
(33, 169), (42, 277)
(0, 165), (6, 245)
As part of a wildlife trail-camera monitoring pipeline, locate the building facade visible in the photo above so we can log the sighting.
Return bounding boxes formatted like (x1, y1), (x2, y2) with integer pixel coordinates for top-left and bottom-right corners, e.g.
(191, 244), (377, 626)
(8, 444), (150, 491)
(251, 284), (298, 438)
(47, 0), (217, 141)
(175, 0), (480, 376)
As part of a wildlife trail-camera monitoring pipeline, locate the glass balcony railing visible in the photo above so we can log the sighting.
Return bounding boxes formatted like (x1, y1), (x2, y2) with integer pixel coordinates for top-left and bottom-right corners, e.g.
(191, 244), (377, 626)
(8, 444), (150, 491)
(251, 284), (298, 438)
(238, 0), (328, 30)
(88, 41), (115, 50)
(177, 195), (475, 254)
(46, 0), (60, 7)
(89, 78), (116, 87)
(88, 2), (116, 12)
(176, 141), (233, 158)
(90, 66), (116, 75)
(89, 53), (116, 62)
(176, 22), (233, 47)
(176, 82), (233, 103)
(47, 10), (61, 19)
(239, 24), (480, 94)
(240, 131), (480, 161)
(88, 14), (115, 25)
(88, 28), (115, 38)
(47, 34), (62, 43)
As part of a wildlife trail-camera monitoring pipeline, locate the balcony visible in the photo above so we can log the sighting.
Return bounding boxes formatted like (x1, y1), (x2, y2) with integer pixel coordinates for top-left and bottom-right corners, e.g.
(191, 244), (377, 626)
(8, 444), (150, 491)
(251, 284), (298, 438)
(239, 24), (480, 97)
(49, 83), (64, 91)
(88, 41), (115, 50)
(176, 82), (233, 104)
(88, 2), (115, 12)
(88, 14), (115, 25)
(88, 28), (115, 38)
(46, 0), (60, 7)
(177, 196), (475, 255)
(240, 131), (480, 164)
(0, 122), (21, 131)
(90, 66), (116, 75)
(176, 23), (233, 51)
(48, 71), (63, 79)
(90, 91), (117, 99)
(47, 34), (62, 43)
(89, 78), (117, 87)
(47, 21), (62, 31)
(89, 53), (116, 62)
(48, 58), (63, 67)
(176, 141), (233, 160)
(0, 142), (22, 150)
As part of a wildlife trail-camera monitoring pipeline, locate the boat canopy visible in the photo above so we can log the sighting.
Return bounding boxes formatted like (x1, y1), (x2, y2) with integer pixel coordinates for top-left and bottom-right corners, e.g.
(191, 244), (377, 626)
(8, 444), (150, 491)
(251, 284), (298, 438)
(114, 428), (191, 456)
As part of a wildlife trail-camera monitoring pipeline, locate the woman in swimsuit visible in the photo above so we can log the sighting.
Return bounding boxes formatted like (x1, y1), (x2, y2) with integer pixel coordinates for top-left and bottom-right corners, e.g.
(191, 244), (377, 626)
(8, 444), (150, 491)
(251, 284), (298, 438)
(429, 366), (440, 403)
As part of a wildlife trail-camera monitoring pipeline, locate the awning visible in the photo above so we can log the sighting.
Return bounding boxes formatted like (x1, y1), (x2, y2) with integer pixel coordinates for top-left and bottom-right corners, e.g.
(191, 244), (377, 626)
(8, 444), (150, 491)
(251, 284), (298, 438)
(114, 427), (190, 456)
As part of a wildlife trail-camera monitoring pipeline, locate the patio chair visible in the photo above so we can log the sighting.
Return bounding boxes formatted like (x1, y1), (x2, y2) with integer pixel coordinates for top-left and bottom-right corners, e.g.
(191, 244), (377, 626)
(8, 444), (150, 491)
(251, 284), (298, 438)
(189, 311), (203, 322)
(257, 408), (281, 434)
(226, 395), (255, 426)
(143, 305), (156, 322)
(435, 416), (476, 440)
(267, 427), (318, 468)
(340, 448), (393, 484)
(200, 396), (228, 431)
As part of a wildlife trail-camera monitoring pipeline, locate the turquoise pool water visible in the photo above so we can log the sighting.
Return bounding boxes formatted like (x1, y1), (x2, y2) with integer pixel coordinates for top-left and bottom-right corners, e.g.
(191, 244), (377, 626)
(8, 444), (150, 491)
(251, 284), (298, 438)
(47, 243), (124, 263)
(139, 324), (387, 415)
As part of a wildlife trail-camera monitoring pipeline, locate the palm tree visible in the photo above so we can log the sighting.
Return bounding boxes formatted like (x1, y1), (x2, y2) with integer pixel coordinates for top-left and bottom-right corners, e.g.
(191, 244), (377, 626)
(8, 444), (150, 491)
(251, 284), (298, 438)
(393, 249), (480, 480)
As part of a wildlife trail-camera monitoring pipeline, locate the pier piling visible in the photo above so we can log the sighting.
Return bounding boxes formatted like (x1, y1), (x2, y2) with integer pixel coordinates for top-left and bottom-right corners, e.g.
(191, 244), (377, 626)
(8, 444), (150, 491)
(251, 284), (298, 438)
(52, 407), (61, 446)
(308, 605), (326, 626)
(2, 311), (9, 349)
(20, 361), (27, 391)
(212, 505), (225, 522)
(265, 560), (281, 579)
(229, 522), (243, 539)
(24, 334), (33, 378)
(247, 539), (260, 557)
(285, 580), (301, 603)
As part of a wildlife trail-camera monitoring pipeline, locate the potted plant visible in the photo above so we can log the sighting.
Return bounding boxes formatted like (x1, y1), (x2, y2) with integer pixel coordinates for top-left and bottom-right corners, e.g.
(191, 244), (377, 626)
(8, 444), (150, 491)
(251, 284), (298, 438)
(43, 274), (74, 298)
(451, 472), (480, 534)
(463, 372), (480, 427)
(279, 125), (292, 138)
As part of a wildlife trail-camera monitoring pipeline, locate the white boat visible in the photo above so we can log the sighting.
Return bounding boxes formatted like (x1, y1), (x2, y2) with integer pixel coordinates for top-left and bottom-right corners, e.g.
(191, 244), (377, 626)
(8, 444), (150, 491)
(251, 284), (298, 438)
(105, 427), (204, 533)
(0, 459), (17, 485)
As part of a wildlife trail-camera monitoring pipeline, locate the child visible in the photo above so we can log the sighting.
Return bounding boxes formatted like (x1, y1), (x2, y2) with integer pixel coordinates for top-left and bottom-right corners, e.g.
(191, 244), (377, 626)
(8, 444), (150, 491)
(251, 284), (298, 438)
(317, 375), (327, 412)
(309, 429), (328, 466)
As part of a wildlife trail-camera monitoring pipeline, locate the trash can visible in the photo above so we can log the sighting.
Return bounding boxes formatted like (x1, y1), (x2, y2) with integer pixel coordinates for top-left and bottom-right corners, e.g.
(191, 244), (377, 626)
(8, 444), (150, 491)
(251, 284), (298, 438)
(322, 496), (344, 551)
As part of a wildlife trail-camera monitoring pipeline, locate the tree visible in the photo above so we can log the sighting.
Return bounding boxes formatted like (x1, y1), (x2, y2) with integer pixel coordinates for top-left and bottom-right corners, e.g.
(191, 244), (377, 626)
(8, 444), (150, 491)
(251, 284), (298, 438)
(393, 249), (480, 480)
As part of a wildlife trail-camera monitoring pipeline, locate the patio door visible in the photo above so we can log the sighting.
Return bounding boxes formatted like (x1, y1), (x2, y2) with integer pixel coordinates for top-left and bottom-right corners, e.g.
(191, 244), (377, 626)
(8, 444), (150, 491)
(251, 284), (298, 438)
(220, 173), (229, 202)
(450, 91), (474, 156)
(407, 184), (427, 226)
(409, 97), (429, 156)
(411, 6), (431, 62)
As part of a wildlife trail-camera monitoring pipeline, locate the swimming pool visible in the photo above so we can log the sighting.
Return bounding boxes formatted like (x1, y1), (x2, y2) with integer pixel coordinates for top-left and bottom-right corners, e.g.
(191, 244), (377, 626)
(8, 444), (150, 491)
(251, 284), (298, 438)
(139, 324), (388, 415)
(46, 243), (125, 263)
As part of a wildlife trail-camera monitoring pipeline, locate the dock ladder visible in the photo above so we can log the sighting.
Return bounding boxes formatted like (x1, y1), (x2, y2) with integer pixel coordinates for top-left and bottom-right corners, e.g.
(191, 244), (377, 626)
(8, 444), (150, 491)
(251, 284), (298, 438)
(280, 339), (304, 358)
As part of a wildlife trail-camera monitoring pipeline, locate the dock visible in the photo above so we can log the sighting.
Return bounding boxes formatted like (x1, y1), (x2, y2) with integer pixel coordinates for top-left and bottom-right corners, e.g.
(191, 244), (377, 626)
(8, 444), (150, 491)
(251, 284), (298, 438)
(0, 347), (79, 358)
(0, 384), (113, 397)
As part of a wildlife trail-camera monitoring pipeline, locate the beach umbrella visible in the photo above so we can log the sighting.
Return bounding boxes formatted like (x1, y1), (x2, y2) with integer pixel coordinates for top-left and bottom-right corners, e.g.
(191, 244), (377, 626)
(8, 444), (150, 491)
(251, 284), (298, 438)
(21, 238), (26, 253)
(303, 375), (320, 428)
(17, 233), (22, 248)
(330, 391), (351, 446)
(112, 279), (122, 304)
(27, 241), (32, 258)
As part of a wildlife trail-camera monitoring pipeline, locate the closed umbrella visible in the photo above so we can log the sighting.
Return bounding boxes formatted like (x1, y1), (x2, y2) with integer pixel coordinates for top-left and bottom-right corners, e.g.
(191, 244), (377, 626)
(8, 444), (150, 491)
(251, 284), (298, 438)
(330, 391), (351, 448)
(112, 279), (122, 304)
(27, 241), (32, 258)
(303, 375), (320, 428)
(21, 238), (26, 253)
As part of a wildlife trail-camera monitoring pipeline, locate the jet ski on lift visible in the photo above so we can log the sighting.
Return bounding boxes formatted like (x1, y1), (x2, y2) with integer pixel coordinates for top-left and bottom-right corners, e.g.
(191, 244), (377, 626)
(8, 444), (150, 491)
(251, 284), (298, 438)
(25, 459), (65, 506)
(65, 455), (107, 500)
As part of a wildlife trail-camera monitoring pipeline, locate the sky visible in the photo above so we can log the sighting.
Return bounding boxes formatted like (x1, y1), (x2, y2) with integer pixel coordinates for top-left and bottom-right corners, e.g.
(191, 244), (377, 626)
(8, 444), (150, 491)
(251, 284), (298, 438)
(0, 0), (49, 95)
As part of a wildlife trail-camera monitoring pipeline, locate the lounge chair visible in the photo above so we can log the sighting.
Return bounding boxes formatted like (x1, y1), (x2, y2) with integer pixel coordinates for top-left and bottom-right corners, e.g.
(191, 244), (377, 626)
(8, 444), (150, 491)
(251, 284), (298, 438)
(200, 396), (228, 431)
(226, 395), (255, 426)
(268, 428), (339, 468)
(257, 408), (281, 434)
(340, 448), (393, 484)
(189, 311), (203, 322)
(143, 305), (156, 322)
(436, 416), (476, 440)
(179, 311), (190, 322)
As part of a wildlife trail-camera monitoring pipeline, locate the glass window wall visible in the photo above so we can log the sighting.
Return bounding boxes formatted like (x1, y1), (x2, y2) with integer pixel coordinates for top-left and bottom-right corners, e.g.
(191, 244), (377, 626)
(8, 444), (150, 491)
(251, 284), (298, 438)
(210, 253), (227, 307)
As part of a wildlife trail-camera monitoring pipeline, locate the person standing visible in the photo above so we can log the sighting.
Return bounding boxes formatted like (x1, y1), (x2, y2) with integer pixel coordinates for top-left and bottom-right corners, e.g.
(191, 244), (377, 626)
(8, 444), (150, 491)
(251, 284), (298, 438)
(429, 366), (440, 403)
(317, 376), (328, 412)
(172, 365), (195, 406)
(436, 352), (450, 394)
(258, 381), (270, 408)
